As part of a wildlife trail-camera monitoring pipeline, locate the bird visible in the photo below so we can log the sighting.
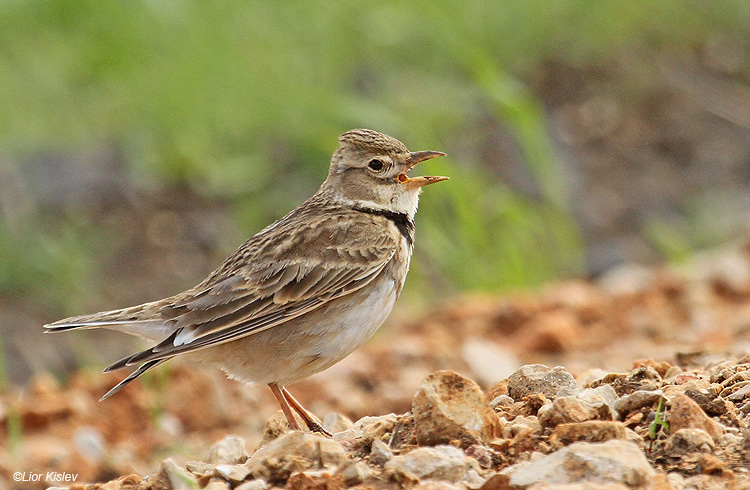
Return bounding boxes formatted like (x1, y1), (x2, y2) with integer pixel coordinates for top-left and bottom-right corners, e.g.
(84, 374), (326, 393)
(44, 129), (448, 434)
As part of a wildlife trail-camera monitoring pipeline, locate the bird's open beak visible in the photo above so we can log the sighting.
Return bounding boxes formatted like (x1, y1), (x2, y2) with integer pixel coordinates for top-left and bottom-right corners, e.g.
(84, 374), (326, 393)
(397, 151), (449, 189)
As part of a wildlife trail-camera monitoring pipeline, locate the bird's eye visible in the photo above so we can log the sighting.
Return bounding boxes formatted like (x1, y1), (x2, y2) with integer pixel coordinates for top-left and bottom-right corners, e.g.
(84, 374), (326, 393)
(368, 159), (384, 171)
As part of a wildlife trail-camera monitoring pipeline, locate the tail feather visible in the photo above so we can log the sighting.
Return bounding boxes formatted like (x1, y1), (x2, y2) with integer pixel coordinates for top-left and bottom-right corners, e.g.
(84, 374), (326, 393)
(43, 323), (97, 333)
(43, 319), (156, 333)
(100, 359), (168, 401)
(44, 301), (179, 401)
(43, 303), (174, 342)
(103, 330), (180, 372)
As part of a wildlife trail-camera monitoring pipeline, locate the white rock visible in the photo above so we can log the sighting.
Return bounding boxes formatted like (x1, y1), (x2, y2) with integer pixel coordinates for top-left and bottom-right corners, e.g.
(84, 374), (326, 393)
(412, 371), (500, 447)
(727, 382), (750, 401)
(369, 439), (394, 466)
(336, 461), (371, 486)
(625, 428), (643, 442)
(385, 445), (473, 483)
(577, 385), (618, 419)
(203, 479), (231, 490)
(462, 339), (520, 387)
(73, 426), (106, 465)
(667, 472), (686, 489)
(334, 414), (397, 443)
(508, 365), (579, 400)
(205, 435), (247, 464)
(529, 483), (630, 489)
(247, 431), (347, 482)
(489, 394), (514, 410)
(159, 458), (198, 490)
(613, 390), (664, 416)
(538, 397), (591, 427)
(503, 416), (542, 440)
(215, 463), (252, 482)
(234, 479), (269, 490)
(716, 431), (741, 447)
(412, 482), (464, 490)
(667, 428), (715, 454)
(503, 440), (656, 487)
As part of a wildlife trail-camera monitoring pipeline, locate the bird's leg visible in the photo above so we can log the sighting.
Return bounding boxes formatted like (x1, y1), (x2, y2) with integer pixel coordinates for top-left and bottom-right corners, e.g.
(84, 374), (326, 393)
(268, 383), (301, 431)
(282, 387), (332, 437)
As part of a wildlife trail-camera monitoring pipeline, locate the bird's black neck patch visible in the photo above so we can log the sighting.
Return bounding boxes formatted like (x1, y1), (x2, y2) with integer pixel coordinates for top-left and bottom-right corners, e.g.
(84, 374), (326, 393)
(352, 206), (414, 246)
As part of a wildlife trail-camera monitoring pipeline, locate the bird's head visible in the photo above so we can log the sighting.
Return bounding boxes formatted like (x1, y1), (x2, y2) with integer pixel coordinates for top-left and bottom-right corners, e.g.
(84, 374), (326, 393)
(322, 129), (448, 217)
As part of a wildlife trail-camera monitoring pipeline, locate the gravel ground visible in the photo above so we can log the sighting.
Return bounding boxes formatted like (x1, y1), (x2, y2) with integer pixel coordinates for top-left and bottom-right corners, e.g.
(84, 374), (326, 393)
(3, 242), (750, 489)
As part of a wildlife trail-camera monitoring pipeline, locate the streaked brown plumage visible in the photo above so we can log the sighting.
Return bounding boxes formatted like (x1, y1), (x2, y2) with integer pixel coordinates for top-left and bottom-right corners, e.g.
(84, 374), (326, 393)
(45, 129), (447, 434)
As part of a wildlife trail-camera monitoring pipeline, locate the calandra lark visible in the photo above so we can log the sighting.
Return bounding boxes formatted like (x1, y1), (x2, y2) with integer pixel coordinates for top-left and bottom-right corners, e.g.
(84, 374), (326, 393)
(45, 129), (447, 434)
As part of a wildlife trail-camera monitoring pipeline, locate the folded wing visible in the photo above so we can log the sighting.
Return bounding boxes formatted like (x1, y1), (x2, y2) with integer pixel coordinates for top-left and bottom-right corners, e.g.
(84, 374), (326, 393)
(102, 205), (397, 371)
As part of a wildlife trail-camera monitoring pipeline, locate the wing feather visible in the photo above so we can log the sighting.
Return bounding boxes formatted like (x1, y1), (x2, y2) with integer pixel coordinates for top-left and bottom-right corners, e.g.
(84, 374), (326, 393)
(110, 203), (399, 367)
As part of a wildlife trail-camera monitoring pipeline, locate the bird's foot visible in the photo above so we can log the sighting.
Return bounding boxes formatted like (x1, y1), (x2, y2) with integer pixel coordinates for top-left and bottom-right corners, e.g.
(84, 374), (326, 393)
(304, 419), (333, 437)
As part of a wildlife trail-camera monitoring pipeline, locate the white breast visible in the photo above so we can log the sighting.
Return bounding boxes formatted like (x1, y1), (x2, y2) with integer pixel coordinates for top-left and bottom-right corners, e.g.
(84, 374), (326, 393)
(307, 275), (399, 361)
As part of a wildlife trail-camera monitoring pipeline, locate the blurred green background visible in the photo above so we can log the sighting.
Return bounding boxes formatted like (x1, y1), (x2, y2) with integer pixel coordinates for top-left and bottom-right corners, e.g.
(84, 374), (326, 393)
(2, 0), (750, 381)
